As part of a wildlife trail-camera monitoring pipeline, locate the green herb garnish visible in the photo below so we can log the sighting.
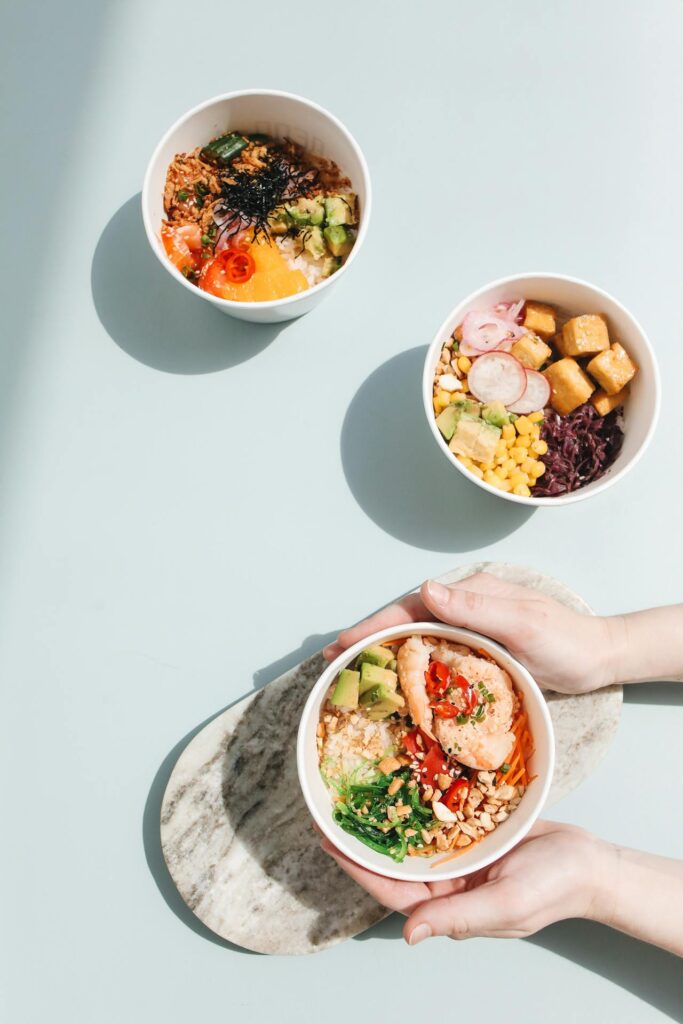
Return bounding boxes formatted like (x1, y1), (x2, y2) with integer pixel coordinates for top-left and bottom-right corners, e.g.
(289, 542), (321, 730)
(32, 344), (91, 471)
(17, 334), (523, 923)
(500, 763), (511, 774)
(177, 189), (189, 201)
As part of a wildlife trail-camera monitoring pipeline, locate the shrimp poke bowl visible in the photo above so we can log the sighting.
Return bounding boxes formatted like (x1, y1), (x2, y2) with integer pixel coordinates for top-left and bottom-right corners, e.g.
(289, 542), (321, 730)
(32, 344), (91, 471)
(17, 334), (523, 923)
(424, 274), (659, 506)
(143, 90), (370, 323)
(298, 623), (554, 882)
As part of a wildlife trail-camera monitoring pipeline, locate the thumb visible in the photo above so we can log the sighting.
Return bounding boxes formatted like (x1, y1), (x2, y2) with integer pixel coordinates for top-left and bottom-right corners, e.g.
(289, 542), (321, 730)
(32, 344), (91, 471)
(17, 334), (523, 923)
(404, 879), (516, 943)
(420, 580), (523, 646)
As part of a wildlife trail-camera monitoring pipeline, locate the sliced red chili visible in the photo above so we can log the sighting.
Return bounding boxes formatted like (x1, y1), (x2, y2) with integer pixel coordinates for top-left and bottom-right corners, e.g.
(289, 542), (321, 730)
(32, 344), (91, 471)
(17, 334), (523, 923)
(432, 701), (460, 719)
(443, 778), (470, 812)
(403, 727), (438, 756)
(223, 248), (255, 283)
(420, 744), (450, 788)
(425, 660), (450, 698)
(452, 673), (477, 715)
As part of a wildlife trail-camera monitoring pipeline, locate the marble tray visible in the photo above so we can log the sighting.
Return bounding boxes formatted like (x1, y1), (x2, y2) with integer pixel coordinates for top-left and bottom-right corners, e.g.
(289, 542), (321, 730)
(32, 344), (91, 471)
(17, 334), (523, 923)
(160, 563), (622, 955)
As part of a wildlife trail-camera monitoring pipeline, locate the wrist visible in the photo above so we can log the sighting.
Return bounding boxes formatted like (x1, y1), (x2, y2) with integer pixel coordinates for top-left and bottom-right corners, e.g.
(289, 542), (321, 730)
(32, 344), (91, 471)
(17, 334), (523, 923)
(583, 838), (620, 925)
(596, 614), (629, 688)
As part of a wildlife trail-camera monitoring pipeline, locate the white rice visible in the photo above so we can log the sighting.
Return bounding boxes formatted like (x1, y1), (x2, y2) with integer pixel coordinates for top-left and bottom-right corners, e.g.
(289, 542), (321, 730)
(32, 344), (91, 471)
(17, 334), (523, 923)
(321, 712), (398, 782)
(275, 236), (327, 287)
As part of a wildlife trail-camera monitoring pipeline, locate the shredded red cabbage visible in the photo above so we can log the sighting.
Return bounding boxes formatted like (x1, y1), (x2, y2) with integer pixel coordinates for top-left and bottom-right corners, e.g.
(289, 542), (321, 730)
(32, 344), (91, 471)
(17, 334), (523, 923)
(532, 403), (624, 497)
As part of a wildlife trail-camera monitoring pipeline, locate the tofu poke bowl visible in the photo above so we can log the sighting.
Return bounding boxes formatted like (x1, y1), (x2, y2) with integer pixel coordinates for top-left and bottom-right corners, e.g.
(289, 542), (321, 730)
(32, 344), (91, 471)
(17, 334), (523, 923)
(297, 623), (554, 882)
(142, 90), (371, 323)
(424, 274), (659, 505)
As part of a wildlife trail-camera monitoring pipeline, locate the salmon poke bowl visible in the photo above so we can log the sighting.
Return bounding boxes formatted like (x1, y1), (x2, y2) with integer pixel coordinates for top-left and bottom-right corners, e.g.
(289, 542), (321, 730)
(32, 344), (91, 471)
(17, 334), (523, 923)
(142, 90), (371, 323)
(297, 623), (554, 881)
(423, 274), (659, 506)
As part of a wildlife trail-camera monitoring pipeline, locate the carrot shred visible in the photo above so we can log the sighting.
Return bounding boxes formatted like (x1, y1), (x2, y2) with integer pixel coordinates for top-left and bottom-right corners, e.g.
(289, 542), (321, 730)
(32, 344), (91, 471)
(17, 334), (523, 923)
(431, 838), (481, 868)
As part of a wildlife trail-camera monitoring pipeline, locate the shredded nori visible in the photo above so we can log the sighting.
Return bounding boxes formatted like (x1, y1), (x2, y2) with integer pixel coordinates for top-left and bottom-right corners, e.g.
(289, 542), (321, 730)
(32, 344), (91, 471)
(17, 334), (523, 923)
(212, 147), (319, 246)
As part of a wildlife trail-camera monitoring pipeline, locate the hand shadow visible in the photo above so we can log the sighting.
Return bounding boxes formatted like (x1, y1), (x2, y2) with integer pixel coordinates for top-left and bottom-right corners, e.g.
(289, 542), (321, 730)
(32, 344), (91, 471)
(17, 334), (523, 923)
(340, 347), (535, 551)
(91, 195), (288, 374)
(623, 681), (683, 706)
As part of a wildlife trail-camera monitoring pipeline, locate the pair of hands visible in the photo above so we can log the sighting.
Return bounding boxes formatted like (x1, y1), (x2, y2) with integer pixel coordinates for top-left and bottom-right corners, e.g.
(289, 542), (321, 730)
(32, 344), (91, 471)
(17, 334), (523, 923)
(319, 573), (619, 945)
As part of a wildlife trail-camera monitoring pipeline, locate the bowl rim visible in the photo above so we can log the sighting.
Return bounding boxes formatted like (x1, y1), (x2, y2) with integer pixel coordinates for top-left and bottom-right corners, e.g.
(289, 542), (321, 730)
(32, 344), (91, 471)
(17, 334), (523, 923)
(297, 621), (555, 882)
(141, 88), (372, 310)
(422, 271), (661, 507)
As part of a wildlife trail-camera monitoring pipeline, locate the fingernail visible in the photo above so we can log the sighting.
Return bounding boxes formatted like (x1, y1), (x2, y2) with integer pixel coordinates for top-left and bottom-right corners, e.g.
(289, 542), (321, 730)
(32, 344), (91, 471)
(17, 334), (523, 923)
(408, 923), (432, 946)
(426, 581), (449, 604)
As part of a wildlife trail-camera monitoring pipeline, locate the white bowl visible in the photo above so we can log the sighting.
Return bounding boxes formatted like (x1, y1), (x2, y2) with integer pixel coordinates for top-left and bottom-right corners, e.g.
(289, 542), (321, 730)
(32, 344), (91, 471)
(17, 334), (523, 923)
(297, 623), (554, 883)
(142, 90), (371, 324)
(423, 273), (660, 506)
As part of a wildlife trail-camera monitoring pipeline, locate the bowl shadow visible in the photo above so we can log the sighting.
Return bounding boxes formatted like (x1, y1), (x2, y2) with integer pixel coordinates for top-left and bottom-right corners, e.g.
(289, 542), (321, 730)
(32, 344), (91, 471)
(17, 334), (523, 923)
(340, 347), (534, 551)
(91, 195), (288, 374)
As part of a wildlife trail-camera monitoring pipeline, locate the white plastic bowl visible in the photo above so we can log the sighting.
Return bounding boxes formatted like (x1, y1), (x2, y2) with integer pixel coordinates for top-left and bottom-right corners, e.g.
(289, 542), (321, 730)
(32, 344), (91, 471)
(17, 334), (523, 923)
(423, 273), (660, 506)
(297, 623), (554, 883)
(142, 90), (371, 324)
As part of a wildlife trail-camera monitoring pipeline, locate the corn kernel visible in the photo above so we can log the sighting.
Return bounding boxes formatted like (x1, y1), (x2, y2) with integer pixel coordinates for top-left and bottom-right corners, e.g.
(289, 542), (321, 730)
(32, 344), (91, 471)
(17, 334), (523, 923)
(503, 458), (516, 474)
(494, 465), (509, 480)
(480, 462), (494, 472)
(512, 484), (532, 497)
(497, 478), (512, 492)
(529, 411), (544, 424)
(433, 398), (442, 413)
(531, 439), (548, 456)
(458, 455), (473, 468)
(460, 377), (469, 392)
(502, 424), (515, 441)
(510, 447), (526, 464)
(530, 461), (546, 478)
(436, 388), (451, 404)
(515, 416), (532, 435)
(457, 356), (472, 373)
(517, 435), (532, 448)
(509, 471), (526, 488)
(495, 440), (508, 458)
(521, 459), (535, 475)
(530, 425), (541, 440)
(470, 465), (484, 480)
(483, 470), (498, 485)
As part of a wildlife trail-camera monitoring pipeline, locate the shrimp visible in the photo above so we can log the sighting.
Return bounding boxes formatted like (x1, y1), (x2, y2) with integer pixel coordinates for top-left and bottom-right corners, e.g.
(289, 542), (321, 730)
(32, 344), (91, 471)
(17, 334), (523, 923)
(396, 636), (434, 735)
(434, 655), (517, 771)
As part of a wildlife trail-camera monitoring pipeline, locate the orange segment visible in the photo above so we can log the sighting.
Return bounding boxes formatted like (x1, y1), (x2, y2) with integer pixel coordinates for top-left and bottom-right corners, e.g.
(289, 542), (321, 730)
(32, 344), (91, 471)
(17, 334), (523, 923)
(201, 236), (308, 302)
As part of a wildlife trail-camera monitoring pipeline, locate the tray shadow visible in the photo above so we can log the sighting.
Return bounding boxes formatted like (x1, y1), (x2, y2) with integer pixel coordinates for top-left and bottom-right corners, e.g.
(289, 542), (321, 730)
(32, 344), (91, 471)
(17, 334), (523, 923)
(91, 195), (288, 375)
(340, 347), (535, 551)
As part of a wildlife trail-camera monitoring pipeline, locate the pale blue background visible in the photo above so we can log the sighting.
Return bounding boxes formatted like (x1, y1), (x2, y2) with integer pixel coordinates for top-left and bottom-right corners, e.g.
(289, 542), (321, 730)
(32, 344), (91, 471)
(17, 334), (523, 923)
(2, 1), (683, 1022)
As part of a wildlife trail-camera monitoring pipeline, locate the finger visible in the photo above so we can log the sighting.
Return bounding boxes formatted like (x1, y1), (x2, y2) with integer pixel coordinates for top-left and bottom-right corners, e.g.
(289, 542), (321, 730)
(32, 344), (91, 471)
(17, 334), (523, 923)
(426, 877), (468, 899)
(404, 879), (522, 943)
(322, 594), (431, 661)
(319, 837), (429, 914)
(447, 572), (544, 602)
(420, 579), (528, 645)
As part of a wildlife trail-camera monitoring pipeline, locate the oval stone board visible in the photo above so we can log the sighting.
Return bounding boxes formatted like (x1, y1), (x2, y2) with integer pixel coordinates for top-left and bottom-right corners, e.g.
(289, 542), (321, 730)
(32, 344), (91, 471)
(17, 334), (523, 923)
(160, 562), (622, 955)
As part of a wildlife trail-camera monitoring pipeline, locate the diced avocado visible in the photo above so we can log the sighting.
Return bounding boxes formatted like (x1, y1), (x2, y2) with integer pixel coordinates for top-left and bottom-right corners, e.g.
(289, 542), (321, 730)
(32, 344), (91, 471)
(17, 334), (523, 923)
(482, 401), (510, 428)
(323, 224), (353, 257)
(267, 207), (292, 235)
(324, 194), (357, 226)
(359, 663), (398, 694)
(302, 226), (326, 260)
(359, 682), (398, 706)
(286, 197), (324, 226)
(435, 401), (476, 441)
(356, 645), (395, 669)
(387, 659), (397, 672)
(366, 692), (406, 720)
(330, 669), (360, 708)
(449, 417), (501, 464)
(320, 255), (341, 278)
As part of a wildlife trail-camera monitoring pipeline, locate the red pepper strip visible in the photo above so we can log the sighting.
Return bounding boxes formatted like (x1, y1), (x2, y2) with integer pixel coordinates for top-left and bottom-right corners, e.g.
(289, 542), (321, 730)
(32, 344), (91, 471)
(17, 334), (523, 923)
(420, 744), (450, 788)
(403, 727), (438, 756)
(425, 660), (450, 699)
(443, 778), (470, 812)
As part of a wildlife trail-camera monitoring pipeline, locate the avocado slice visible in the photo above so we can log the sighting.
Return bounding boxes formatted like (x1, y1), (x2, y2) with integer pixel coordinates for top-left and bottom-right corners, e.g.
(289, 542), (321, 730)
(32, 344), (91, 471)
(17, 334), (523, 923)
(436, 403), (463, 441)
(482, 401), (510, 428)
(449, 417), (501, 464)
(267, 207), (292, 235)
(330, 668), (360, 708)
(324, 194), (357, 226)
(356, 645), (395, 669)
(286, 197), (324, 226)
(302, 226), (326, 260)
(366, 691), (406, 720)
(320, 255), (341, 278)
(359, 663), (398, 694)
(360, 683), (405, 708)
(323, 224), (353, 257)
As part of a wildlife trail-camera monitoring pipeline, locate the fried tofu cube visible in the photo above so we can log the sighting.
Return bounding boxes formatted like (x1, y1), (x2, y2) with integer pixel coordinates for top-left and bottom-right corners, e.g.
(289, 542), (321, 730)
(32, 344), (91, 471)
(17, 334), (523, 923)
(511, 332), (553, 370)
(523, 301), (556, 340)
(543, 358), (595, 416)
(591, 388), (629, 416)
(587, 342), (637, 395)
(557, 314), (610, 357)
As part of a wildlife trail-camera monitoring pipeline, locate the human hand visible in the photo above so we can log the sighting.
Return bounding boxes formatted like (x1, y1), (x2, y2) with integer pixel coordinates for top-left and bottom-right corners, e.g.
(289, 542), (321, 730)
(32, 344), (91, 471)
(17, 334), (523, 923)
(323, 572), (620, 694)
(319, 820), (611, 944)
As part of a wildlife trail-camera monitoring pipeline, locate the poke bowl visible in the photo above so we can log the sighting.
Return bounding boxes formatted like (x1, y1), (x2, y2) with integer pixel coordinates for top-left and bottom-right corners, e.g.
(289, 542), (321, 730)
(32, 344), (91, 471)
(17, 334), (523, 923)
(423, 273), (660, 505)
(297, 622), (554, 882)
(142, 89), (371, 323)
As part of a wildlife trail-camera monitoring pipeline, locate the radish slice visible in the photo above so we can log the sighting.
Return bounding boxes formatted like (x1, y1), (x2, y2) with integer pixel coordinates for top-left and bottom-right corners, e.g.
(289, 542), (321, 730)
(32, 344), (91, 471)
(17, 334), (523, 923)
(493, 299), (525, 323)
(507, 370), (551, 414)
(467, 352), (527, 405)
(461, 312), (513, 352)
